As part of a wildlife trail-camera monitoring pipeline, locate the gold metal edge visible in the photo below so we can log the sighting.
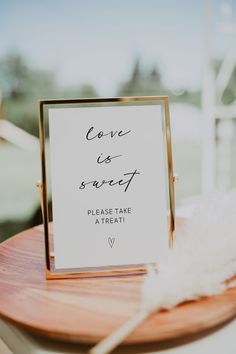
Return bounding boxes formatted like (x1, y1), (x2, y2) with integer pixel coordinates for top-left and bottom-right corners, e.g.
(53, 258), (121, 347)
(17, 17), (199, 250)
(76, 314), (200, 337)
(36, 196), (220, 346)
(163, 97), (175, 248)
(38, 101), (51, 272)
(39, 96), (169, 106)
(45, 267), (147, 280)
(38, 96), (175, 279)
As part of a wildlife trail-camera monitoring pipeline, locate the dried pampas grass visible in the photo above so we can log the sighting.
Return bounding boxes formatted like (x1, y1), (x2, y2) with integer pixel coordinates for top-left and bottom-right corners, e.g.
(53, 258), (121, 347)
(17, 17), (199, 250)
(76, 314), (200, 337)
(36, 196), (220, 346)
(89, 191), (236, 354)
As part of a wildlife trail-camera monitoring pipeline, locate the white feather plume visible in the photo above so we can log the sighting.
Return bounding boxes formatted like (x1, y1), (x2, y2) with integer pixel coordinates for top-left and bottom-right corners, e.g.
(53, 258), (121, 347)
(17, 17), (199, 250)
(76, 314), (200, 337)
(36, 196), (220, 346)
(142, 190), (236, 313)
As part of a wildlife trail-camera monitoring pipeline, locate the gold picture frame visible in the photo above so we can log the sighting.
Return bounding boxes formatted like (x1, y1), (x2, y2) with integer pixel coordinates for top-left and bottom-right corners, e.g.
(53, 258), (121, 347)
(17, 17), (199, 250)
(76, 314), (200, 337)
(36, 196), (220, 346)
(38, 96), (176, 279)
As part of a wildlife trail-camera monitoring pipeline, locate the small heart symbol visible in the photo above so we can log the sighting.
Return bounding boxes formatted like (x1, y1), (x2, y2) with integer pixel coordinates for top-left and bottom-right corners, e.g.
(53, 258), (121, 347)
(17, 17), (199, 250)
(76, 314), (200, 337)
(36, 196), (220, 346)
(108, 237), (115, 248)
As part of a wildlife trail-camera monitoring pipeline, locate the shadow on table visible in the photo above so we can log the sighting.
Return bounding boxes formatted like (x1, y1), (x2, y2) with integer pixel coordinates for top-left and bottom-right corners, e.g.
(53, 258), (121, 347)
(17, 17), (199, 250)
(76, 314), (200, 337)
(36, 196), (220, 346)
(28, 317), (235, 354)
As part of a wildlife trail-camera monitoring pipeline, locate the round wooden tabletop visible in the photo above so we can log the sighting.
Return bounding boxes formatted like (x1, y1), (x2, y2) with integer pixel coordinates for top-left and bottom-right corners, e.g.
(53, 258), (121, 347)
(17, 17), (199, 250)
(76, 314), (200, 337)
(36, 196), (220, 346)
(1, 221), (236, 344)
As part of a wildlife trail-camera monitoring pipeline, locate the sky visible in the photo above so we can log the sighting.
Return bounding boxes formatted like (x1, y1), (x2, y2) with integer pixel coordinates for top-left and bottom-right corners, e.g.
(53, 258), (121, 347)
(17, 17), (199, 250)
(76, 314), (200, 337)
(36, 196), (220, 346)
(0, 0), (235, 95)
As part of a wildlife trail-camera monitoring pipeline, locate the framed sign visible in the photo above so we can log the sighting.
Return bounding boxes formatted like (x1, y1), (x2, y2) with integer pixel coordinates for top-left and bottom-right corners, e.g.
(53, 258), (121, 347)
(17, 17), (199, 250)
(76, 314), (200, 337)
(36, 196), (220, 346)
(38, 96), (175, 279)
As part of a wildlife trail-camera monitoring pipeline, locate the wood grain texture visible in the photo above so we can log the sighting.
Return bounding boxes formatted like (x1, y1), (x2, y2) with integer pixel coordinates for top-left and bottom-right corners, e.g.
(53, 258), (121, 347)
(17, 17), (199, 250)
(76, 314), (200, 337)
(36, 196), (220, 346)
(0, 220), (236, 344)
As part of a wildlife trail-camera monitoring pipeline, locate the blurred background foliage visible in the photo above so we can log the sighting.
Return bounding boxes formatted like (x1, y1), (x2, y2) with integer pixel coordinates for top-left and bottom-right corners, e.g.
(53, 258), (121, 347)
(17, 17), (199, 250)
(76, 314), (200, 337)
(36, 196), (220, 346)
(0, 53), (201, 138)
(1, 53), (235, 141)
(0, 52), (200, 241)
(214, 58), (236, 105)
(0, 54), (98, 137)
(0, 49), (235, 242)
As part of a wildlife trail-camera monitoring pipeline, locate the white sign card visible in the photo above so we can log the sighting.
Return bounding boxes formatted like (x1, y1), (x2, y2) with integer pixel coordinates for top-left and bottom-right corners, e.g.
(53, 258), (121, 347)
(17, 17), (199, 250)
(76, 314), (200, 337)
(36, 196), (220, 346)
(44, 100), (172, 272)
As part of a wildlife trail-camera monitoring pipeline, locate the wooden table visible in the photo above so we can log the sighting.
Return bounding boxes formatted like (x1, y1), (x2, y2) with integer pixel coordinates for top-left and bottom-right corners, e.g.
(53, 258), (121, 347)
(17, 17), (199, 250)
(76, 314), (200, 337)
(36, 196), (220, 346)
(1, 218), (236, 353)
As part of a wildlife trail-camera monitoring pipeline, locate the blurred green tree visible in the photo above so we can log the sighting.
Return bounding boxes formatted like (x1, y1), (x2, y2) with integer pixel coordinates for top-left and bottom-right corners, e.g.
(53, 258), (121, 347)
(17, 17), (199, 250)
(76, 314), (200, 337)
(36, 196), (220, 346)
(214, 59), (236, 105)
(117, 58), (200, 106)
(0, 53), (98, 136)
(118, 58), (164, 96)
